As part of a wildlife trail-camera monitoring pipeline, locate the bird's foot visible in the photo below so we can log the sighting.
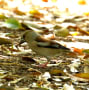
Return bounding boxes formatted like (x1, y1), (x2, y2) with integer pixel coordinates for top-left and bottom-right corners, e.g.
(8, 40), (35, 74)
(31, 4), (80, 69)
(36, 62), (48, 68)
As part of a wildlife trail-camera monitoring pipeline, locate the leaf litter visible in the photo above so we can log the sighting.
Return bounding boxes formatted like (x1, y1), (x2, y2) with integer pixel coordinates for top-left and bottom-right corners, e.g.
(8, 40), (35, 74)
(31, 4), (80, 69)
(0, 0), (89, 90)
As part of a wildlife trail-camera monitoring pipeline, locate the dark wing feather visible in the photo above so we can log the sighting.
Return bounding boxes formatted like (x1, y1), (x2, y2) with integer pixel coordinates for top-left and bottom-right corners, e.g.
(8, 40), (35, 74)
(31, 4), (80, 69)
(35, 36), (69, 50)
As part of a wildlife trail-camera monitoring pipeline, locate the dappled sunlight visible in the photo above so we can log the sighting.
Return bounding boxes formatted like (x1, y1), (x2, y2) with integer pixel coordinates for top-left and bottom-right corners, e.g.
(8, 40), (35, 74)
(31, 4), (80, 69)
(0, 0), (89, 16)
(0, 0), (89, 90)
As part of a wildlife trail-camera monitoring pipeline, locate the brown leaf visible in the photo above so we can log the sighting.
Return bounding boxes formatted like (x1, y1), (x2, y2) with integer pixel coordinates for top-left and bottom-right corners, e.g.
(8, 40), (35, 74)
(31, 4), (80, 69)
(83, 54), (89, 59)
(3, 75), (16, 81)
(22, 56), (37, 64)
(13, 8), (25, 15)
(28, 68), (41, 76)
(67, 52), (77, 58)
(50, 69), (66, 76)
(74, 73), (89, 79)
(67, 25), (89, 35)
(0, 86), (14, 90)
(0, 37), (12, 45)
(37, 80), (44, 87)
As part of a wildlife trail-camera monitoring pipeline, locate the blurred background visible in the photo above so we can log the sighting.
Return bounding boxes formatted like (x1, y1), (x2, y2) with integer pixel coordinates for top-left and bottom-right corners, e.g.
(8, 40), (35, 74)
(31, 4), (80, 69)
(0, 0), (89, 16)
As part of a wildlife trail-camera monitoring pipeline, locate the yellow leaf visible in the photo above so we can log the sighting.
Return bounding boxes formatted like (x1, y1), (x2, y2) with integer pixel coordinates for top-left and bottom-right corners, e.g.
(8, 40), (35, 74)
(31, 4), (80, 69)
(70, 32), (79, 36)
(51, 0), (57, 3)
(83, 12), (89, 16)
(29, 9), (44, 18)
(78, 0), (86, 5)
(74, 73), (89, 79)
(50, 69), (66, 75)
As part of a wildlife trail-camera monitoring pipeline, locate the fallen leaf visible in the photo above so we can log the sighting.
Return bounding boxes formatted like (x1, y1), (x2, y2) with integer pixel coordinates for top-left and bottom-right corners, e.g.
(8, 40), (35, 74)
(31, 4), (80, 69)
(28, 68), (41, 76)
(0, 86), (14, 90)
(0, 14), (7, 19)
(84, 66), (89, 73)
(67, 25), (89, 35)
(67, 52), (77, 57)
(73, 47), (84, 55)
(51, 0), (57, 3)
(67, 73), (89, 82)
(74, 73), (89, 79)
(54, 28), (69, 37)
(50, 69), (66, 76)
(83, 49), (89, 54)
(37, 80), (44, 87)
(0, 37), (12, 44)
(83, 12), (89, 16)
(4, 18), (22, 29)
(15, 87), (29, 90)
(78, 0), (86, 5)
(42, 0), (48, 2)
(22, 56), (37, 64)
(10, 77), (24, 84)
(83, 54), (89, 59)
(29, 9), (44, 19)
(78, 29), (89, 35)
(70, 32), (79, 36)
(13, 8), (25, 15)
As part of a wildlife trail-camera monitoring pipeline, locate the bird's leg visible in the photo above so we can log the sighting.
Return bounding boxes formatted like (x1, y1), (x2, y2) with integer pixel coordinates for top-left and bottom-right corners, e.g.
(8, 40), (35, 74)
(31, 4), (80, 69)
(36, 56), (50, 68)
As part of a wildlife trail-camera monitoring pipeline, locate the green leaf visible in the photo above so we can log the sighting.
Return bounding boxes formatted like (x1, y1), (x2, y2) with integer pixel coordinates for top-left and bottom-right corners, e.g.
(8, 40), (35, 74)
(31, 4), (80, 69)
(54, 27), (69, 37)
(4, 18), (22, 29)
(0, 14), (7, 19)
(83, 49), (89, 53)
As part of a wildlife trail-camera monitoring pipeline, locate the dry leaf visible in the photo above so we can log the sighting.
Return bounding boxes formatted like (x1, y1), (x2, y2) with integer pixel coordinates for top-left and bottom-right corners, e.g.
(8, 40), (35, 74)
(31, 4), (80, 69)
(84, 66), (89, 73)
(22, 56), (37, 64)
(29, 9), (44, 19)
(83, 54), (89, 59)
(73, 47), (84, 55)
(74, 73), (89, 79)
(51, 0), (57, 3)
(55, 28), (69, 37)
(67, 73), (89, 82)
(28, 68), (41, 76)
(50, 69), (66, 76)
(37, 80), (44, 87)
(70, 32), (79, 36)
(0, 37), (12, 45)
(78, 0), (86, 5)
(83, 12), (89, 16)
(67, 52), (77, 57)
(0, 86), (14, 90)
(42, 0), (48, 2)
(13, 8), (25, 15)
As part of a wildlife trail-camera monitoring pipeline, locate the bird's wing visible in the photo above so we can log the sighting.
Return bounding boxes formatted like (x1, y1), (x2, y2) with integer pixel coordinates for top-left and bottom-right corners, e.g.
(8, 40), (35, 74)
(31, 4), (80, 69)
(35, 36), (69, 50)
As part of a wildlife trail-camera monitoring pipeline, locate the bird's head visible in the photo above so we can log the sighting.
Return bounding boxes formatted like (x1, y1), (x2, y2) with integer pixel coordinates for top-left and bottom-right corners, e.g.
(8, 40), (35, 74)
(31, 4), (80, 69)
(20, 30), (39, 44)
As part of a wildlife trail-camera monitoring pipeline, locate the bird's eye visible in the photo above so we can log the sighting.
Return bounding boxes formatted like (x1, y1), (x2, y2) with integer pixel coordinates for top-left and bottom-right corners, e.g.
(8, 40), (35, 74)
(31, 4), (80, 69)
(22, 33), (26, 39)
(22, 34), (25, 39)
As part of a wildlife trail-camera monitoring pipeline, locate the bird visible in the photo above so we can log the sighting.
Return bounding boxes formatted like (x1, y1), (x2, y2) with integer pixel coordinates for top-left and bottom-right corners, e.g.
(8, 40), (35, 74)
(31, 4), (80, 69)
(20, 30), (71, 67)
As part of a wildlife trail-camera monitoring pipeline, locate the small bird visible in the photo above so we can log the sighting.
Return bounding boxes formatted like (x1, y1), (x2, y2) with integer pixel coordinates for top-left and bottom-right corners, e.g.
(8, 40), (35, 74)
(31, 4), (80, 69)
(20, 30), (70, 67)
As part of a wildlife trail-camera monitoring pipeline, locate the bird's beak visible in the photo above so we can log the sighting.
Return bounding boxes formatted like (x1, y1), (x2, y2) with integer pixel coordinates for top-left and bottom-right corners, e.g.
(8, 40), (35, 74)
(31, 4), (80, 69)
(19, 38), (25, 44)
